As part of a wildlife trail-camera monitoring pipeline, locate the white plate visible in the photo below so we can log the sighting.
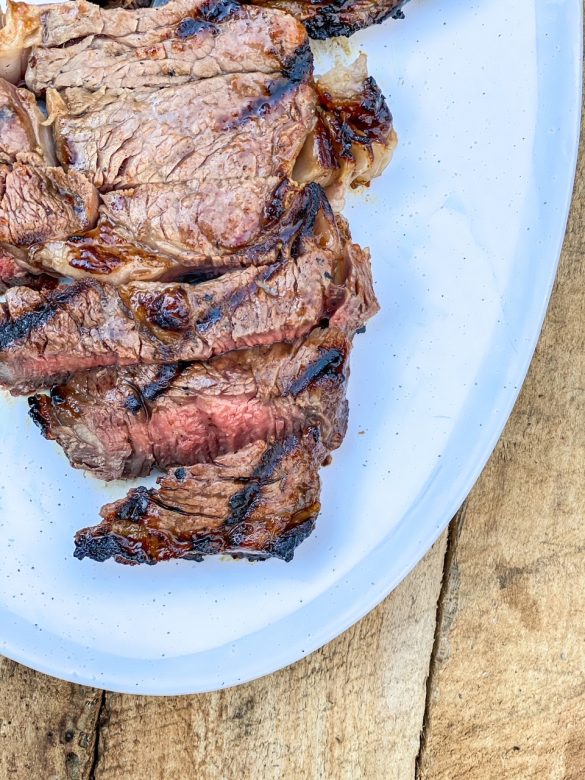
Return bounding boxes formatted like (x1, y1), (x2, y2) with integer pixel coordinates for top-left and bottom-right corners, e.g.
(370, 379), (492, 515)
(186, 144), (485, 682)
(0, 0), (581, 694)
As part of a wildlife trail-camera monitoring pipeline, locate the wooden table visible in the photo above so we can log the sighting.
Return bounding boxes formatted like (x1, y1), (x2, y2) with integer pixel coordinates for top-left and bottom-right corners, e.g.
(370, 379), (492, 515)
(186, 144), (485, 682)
(0, 93), (583, 780)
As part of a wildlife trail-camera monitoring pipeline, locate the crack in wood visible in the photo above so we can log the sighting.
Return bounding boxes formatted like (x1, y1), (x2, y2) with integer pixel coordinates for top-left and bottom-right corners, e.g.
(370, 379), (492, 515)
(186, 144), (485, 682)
(89, 690), (107, 780)
(414, 502), (467, 779)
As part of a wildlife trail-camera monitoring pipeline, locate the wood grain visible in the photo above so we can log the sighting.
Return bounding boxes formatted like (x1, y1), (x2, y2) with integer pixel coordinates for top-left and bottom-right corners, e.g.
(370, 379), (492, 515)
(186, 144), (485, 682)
(417, 113), (585, 780)
(93, 536), (446, 780)
(0, 658), (101, 779)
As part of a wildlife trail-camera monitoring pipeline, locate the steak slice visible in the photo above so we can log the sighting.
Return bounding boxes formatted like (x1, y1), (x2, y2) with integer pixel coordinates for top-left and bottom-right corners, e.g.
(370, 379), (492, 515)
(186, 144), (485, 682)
(252, 0), (409, 39)
(26, 5), (309, 92)
(74, 429), (325, 564)
(0, 0), (248, 83)
(0, 215), (347, 393)
(48, 73), (316, 189)
(0, 153), (98, 246)
(27, 178), (318, 283)
(29, 326), (349, 480)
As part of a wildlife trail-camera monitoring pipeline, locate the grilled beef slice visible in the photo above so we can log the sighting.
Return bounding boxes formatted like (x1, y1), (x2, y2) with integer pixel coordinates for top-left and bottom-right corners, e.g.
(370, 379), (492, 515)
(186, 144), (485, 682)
(74, 429), (325, 564)
(27, 178), (323, 283)
(252, 0), (409, 39)
(0, 228), (347, 394)
(47, 74), (316, 190)
(26, 4), (308, 92)
(29, 326), (349, 480)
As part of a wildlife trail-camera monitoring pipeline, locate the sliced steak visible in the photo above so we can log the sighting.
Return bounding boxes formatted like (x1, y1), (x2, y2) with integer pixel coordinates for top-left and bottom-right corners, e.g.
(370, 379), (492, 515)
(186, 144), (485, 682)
(0, 153), (98, 247)
(26, 6), (308, 92)
(252, 0), (409, 39)
(0, 218), (348, 393)
(29, 326), (348, 480)
(74, 429), (325, 564)
(27, 179), (321, 283)
(48, 73), (316, 189)
(0, 0), (244, 82)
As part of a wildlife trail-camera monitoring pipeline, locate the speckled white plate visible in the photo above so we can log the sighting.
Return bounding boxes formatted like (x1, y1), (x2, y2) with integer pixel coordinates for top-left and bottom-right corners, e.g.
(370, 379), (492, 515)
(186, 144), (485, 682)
(0, 0), (581, 694)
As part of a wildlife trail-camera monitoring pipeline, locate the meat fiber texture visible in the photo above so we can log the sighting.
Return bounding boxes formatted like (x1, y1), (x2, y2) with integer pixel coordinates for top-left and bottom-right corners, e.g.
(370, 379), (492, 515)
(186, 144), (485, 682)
(0, 0), (392, 564)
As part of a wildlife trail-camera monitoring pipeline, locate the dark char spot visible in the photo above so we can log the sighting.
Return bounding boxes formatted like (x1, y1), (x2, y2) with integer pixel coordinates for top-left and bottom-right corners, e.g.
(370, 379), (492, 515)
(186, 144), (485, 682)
(282, 40), (313, 84)
(117, 487), (151, 523)
(27, 396), (50, 436)
(174, 467), (187, 482)
(285, 347), (344, 397)
(125, 363), (185, 414)
(176, 17), (217, 38)
(195, 305), (221, 333)
(225, 436), (297, 526)
(147, 288), (190, 331)
(74, 533), (152, 564)
(0, 284), (86, 351)
(199, 0), (240, 23)
(268, 518), (316, 562)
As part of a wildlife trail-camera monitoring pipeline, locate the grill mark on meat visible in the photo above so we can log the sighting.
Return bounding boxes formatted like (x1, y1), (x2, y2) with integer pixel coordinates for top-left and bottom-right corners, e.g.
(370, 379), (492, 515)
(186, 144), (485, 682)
(124, 362), (186, 412)
(303, 0), (409, 39)
(225, 435), (295, 525)
(282, 39), (313, 84)
(285, 346), (344, 396)
(221, 76), (299, 130)
(0, 283), (85, 351)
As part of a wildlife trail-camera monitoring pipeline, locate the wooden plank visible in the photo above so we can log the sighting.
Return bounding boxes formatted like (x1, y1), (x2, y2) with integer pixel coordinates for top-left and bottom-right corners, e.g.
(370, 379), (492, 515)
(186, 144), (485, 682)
(417, 120), (585, 777)
(93, 535), (446, 780)
(0, 659), (102, 780)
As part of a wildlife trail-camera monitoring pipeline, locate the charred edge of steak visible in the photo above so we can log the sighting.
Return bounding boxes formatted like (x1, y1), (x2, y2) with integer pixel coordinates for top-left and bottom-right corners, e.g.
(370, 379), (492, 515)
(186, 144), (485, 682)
(28, 394), (52, 437)
(0, 283), (91, 352)
(74, 531), (153, 564)
(284, 345), (345, 397)
(263, 517), (316, 562)
(73, 516), (316, 564)
(124, 362), (188, 413)
(318, 79), (393, 161)
(282, 40), (313, 84)
(305, 0), (409, 39)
